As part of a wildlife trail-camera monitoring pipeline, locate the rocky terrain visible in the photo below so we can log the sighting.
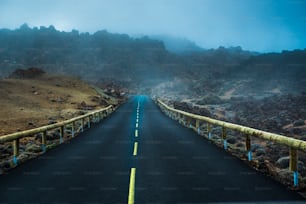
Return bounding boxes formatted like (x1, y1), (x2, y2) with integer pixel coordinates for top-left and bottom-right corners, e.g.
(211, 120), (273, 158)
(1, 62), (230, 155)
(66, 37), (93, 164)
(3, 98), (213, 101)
(0, 68), (124, 173)
(1, 25), (305, 96)
(161, 92), (306, 195)
(1, 25), (306, 195)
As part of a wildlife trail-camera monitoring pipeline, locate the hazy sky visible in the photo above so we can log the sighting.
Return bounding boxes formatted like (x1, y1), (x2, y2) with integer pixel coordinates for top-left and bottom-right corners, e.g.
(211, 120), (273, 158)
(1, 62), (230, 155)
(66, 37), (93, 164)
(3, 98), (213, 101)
(0, 0), (306, 52)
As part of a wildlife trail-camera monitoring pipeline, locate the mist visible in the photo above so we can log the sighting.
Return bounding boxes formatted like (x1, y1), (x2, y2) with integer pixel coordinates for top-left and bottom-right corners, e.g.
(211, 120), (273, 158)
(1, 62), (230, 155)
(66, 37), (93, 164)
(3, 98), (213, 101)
(1, 2), (306, 198)
(1, 0), (306, 52)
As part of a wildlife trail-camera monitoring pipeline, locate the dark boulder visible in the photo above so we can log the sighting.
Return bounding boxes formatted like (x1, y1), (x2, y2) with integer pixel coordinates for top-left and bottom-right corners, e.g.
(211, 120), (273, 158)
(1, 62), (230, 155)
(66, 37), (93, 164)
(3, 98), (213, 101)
(9, 67), (45, 79)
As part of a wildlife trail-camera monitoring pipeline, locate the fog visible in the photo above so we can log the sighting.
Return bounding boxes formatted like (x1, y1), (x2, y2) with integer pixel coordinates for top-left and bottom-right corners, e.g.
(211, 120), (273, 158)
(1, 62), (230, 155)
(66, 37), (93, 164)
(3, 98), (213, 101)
(1, 0), (306, 52)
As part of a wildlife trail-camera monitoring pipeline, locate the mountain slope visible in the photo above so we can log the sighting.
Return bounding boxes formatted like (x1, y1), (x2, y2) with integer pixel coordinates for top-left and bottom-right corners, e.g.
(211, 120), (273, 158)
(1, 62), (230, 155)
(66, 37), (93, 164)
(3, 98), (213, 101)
(0, 25), (305, 97)
(0, 69), (119, 136)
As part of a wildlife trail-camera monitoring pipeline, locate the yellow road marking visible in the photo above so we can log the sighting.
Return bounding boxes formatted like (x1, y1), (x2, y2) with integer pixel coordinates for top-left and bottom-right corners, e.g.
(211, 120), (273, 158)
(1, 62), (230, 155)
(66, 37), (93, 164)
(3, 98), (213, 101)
(133, 142), (138, 156)
(135, 129), (138, 137)
(128, 168), (136, 204)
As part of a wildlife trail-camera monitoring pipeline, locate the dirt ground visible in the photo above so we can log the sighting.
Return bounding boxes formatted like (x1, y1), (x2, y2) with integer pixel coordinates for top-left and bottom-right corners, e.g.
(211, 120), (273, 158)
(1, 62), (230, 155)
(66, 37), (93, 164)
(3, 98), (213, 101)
(0, 73), (117, 136)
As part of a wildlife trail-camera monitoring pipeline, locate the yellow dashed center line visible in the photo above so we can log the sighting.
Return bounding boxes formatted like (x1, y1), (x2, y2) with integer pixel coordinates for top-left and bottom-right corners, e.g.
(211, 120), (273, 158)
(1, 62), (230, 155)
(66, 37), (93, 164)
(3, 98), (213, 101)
(128, 100), (140, 204)
(135, 129), (138, 137)
(128, 168), (136, 204)
(133, 142), (138, 156)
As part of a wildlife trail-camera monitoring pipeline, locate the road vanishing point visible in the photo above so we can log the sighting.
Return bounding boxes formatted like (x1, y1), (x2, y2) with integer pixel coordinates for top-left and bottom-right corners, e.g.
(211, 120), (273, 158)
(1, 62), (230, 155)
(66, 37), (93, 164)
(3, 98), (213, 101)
(0, 96), (304, 203)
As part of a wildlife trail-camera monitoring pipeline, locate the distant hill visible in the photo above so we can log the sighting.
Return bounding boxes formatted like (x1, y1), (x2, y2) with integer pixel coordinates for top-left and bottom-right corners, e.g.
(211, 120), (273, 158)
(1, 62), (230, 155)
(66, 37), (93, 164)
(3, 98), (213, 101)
(149, 35), (204, 54)
(0, 24), (305, 97)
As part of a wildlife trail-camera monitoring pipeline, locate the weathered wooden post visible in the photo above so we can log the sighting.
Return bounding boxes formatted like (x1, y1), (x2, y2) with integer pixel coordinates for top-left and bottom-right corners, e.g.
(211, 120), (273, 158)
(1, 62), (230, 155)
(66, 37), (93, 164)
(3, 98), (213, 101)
(71, 122), (75, 138)
(99, 112), (102, 120)
(81, 118), (84, 132)
(93, 113), (96, 123)
(245, 134), (252, 161)
(59, 126), (64, 144)
(222, 126), (227, 150)
(97, 112), (100, 123)
(13, 139), (19, 165)
(207, 123), (212, 140)
(182, 115), (186, 126)
(187, 117), (192, 128)
(87, 116), (91, 128)
(289, 147), (298, 186)
(177, 113), (181, 124)
(196, 119), (200, 134)
(41, 131), (47, 152)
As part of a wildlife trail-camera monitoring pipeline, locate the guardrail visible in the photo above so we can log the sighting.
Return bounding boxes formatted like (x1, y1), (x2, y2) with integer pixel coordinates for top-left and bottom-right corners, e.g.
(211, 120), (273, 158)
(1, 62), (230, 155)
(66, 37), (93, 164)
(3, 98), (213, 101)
(0, 105), (114, 166)
(157, 99), (306, 186)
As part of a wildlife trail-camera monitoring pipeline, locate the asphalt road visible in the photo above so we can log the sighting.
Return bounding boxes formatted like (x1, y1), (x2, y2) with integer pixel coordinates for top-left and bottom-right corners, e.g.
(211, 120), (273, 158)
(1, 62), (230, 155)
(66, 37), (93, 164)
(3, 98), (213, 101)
(0, 96), (304, 204)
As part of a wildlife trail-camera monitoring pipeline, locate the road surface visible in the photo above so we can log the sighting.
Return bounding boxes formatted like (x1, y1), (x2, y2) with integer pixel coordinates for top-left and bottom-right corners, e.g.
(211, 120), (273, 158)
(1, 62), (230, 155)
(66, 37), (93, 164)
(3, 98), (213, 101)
(0, 96), (304, 203)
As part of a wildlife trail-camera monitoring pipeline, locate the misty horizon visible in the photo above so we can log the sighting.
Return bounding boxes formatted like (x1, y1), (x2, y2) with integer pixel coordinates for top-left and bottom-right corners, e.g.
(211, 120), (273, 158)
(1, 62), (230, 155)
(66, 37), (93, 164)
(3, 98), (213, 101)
(1, 0), (306, 53)
(2, 23), (306, 54)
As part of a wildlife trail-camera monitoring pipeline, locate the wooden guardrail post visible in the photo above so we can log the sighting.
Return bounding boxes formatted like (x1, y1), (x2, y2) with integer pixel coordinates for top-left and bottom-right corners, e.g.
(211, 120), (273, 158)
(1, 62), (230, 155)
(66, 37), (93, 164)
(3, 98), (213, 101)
(92, 114), (95, 123)
(178, 113), (181, 123)
(0, 105), (113, 167)
(13, 139), (19, 165)
(93, 113), (96, 123)
(88, 116), (91, 128)
(59, 126), (64, 144)
(157, 99), (306, 187)
(289, 147), (298, 186)
(71, 122), (75, 137)
(222, 126), (227, 150)
(187, 117), (192, 128)
(97, 112), (100, 123)
(196, 119), (200, 134)
(207, 123), (212, 140)
(245, 134), (252, 161)
(182, 115), (186, 126)
(169, 111), (173, 119)
(95, 113), (99, 123)
(41, 131), (47, 152)
(81, 118), (84, 132)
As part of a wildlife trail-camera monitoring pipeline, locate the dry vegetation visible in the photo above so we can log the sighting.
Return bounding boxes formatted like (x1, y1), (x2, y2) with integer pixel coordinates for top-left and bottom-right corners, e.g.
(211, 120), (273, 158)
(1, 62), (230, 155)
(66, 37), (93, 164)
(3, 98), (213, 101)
(0, 73), (118, 136)
(0, 70), (124, 173)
